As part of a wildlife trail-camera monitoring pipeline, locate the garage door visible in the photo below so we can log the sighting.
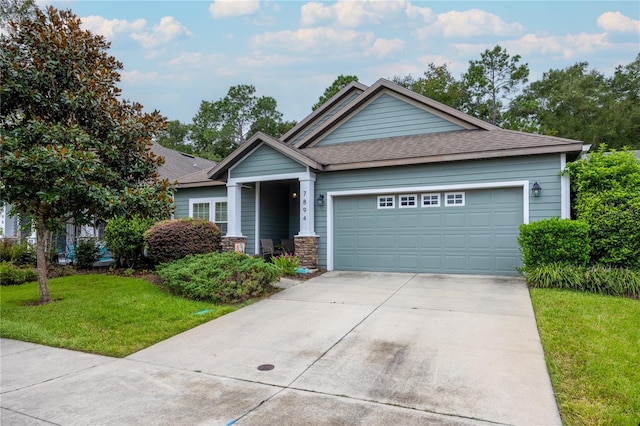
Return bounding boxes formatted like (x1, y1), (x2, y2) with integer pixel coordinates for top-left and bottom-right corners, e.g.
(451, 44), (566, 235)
(333, 188), (523, 275)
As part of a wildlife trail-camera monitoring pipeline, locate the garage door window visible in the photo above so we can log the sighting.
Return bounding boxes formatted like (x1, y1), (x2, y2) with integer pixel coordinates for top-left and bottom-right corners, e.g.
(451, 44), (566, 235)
(445, 192), (465, 206)
(377, 195), (395, 209)
(399, 194), (417, 208)
(421, 193), (440, 207)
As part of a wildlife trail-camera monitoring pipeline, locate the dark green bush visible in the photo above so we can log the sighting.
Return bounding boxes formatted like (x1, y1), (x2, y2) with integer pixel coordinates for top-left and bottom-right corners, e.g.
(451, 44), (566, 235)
(525, 263), (640, 298)
(0, 261), (37, 285)
(75, 238), (100, 269)
(145, 218), (221, 264)
(105, 216), (155, 268)
(0, 239), (35, 265)
(156, 251), (280, 303)
(518, 218), (590, 269)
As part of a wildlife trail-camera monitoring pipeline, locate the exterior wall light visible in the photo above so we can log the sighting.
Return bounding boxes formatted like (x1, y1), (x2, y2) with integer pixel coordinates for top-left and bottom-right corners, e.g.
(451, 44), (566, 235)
(532, 182), (541, 197)
(292, 192), (298, 199)
(316, 194), (325, 205)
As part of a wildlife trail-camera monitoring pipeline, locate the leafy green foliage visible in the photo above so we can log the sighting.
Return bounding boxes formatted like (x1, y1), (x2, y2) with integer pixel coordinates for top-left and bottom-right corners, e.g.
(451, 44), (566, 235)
(565, 148), (640, 268)
(74, 238), (100, 269)
(272, 253), (299, 276)
(0, 274), (236, 357)
(0, 261), (37, 285)
(190, 84), (293, 160)
(462, 45), (529, 125)
(145, 218), (221, 264)
(156, 251), (280, 303)
(104, 215), (155, 268)
(392, 63), (468, 109)
(518, 218), (590, 269)
(526, 263), (640, 298)
(312, 74), (359, 111)
(155, 120), (196, 155)
(0, 239), (35, 265)
(0, 5), (173, 301)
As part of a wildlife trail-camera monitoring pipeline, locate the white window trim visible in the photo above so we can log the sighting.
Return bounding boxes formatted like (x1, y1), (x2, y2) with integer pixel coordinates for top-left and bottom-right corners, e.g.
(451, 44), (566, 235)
(444, 192), (465, 207)
(326, 181), (530, 271)
(421, 193), (440, 207)
(377, 195), (395, 209)
(188, 197), (227, 223)
(399, 194), (417, 208)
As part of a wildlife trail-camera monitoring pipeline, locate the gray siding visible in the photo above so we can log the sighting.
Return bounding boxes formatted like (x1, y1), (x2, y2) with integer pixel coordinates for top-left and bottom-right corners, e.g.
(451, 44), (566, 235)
(314, 154), (564, 269)
(241, 187), (256, 254)
(291, 92), (361, 144)
(316, 93), (464, 146)
(173, 186), (226, 218)
(231, 144), (306, 179)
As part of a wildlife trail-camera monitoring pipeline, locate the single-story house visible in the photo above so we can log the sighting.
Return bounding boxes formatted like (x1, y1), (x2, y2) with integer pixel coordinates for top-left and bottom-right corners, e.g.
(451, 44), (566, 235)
(174, 78), (587, 275)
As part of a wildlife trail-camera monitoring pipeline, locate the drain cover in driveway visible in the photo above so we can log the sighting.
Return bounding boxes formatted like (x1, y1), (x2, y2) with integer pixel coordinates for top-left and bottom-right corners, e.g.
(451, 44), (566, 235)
(257, 364), (274, 371)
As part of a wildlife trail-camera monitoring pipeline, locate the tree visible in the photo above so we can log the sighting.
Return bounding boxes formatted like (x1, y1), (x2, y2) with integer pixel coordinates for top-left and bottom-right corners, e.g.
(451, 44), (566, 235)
(505, 58), (640, 149)
(462, 45), (529, 125)
(190, 84), (291, 160)
(312, 74), (359, 111)
(0, 6), (173, 302)
(0, 0), (35, 30)
(392, 63), (468, 109)
(156, 120), (195, 155)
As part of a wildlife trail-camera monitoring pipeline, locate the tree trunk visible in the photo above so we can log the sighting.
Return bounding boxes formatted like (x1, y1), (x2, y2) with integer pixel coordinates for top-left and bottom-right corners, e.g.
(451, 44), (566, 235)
(35, 216), (52, 303)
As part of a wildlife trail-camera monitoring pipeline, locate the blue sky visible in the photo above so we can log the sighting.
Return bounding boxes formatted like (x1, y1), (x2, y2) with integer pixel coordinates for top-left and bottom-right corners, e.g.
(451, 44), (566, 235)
(46, 1), (639, 124)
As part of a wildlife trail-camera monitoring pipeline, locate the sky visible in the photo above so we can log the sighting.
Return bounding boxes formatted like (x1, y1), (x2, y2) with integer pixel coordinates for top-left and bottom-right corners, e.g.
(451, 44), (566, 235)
(44, 0), (640, 124)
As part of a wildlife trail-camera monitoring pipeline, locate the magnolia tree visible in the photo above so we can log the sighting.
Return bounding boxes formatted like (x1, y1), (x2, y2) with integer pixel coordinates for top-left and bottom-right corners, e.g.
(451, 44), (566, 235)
(0, 6), (174, 302)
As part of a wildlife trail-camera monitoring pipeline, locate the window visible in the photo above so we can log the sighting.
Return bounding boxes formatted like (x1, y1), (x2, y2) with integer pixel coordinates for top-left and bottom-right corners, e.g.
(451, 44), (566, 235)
(189, 197), (228, 233)
(421, 193), (440, 207)
(445, 192), (465, 206)
(377, 195), (395, 209)
(399, 194), (417, 208)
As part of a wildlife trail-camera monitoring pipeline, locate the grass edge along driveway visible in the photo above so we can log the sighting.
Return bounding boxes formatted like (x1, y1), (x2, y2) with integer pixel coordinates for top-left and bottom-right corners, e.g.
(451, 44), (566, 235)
(530, 288), (640, 426)
(0, 274), (238, 358)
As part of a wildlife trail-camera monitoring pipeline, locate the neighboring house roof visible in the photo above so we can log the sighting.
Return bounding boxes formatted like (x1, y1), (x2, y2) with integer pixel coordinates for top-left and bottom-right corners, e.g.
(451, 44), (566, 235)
(206, 78), (586, 183)
(151, 142), (217, 181)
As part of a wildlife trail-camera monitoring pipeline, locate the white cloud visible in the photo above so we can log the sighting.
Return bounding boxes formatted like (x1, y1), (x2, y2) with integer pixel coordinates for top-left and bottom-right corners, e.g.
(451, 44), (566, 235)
(80, 15), (146, 38)
(253, 27), (374, 54)
(414, 9), (524, 39)
(597, 12), (640, 33)
(130, 16), (192, 49)
(405, 3), (434, 23)
(301, 0), (413, 28)
(367, 38), (405, 59)
(209, 0), (261, 19)
(121, 70), (161, 85)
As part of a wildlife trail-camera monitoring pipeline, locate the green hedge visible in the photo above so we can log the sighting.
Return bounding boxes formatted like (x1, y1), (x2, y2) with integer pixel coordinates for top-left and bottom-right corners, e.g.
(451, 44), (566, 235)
(0, 261), (37, 285)
(156, 251), (280, 304)
(518, 218), (591, 269)
(105, 216), (155, 268)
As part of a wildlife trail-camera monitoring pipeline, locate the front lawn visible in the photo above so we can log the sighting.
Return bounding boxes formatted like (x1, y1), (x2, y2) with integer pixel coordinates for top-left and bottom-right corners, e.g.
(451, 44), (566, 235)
(530, 288), (640, 425)
(0, 274), (237, 357)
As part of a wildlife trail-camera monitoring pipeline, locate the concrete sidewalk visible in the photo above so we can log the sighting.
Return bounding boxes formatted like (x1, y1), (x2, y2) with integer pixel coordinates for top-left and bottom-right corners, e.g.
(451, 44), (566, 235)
(1, 272), (561, 425)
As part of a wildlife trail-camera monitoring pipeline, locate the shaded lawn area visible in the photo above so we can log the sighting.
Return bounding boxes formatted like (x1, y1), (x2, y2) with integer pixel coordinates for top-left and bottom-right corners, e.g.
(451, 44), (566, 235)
(530, 288), (640, 425)
(0, 274), (238, 357)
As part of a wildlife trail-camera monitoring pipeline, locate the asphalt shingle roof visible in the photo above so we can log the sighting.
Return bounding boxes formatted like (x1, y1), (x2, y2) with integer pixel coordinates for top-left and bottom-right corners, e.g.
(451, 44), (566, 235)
(151, 142), (217, 181)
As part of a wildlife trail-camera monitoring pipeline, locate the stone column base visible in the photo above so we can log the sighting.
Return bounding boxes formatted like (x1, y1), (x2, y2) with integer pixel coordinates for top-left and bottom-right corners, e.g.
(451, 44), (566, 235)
(221, 236), (248, 253)
(294, 235), (319, 269)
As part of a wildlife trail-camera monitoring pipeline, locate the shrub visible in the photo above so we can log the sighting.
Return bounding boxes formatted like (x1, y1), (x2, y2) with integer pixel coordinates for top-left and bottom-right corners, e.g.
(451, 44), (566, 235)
(156, 251), (280, 303)
(565, 147), (640, 268)
(272, 253), (299, 276)
(75, 238), (100, 269)
(518, 218), (591, 269)
(145, 218), (221, 264)
(0, 239), (35, 265)
(104, 216), (155, 268)
(525, 263), (640, 299)
(0, 261), (37, 285)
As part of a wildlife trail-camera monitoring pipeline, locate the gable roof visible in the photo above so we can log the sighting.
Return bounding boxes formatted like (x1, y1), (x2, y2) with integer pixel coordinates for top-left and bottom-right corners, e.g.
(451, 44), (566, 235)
(207, 132), (323, 181)
(151, 142), (217, 181)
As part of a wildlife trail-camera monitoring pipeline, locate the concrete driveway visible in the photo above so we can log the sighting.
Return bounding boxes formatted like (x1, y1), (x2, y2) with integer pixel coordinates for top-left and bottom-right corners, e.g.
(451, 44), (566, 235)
(1, 272), (560, 425)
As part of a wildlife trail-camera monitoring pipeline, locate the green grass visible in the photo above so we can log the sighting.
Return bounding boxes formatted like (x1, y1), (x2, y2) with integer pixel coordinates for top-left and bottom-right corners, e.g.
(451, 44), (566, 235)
(0, 274), (238, 357)
(530, 288), (640, 425)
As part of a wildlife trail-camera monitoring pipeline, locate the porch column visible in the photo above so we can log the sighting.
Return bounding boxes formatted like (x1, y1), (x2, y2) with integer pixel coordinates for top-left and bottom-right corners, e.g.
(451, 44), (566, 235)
(226, 182), (243, 237)
(298, 175), (316, 236)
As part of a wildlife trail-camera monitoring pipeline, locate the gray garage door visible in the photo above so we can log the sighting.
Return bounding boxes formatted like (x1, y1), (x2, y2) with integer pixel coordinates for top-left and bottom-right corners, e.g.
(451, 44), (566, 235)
(333, 188), (523, 275)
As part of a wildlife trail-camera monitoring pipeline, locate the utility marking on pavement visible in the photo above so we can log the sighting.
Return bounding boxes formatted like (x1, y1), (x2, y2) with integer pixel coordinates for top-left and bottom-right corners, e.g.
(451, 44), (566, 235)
(257, 364), (274, 371)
